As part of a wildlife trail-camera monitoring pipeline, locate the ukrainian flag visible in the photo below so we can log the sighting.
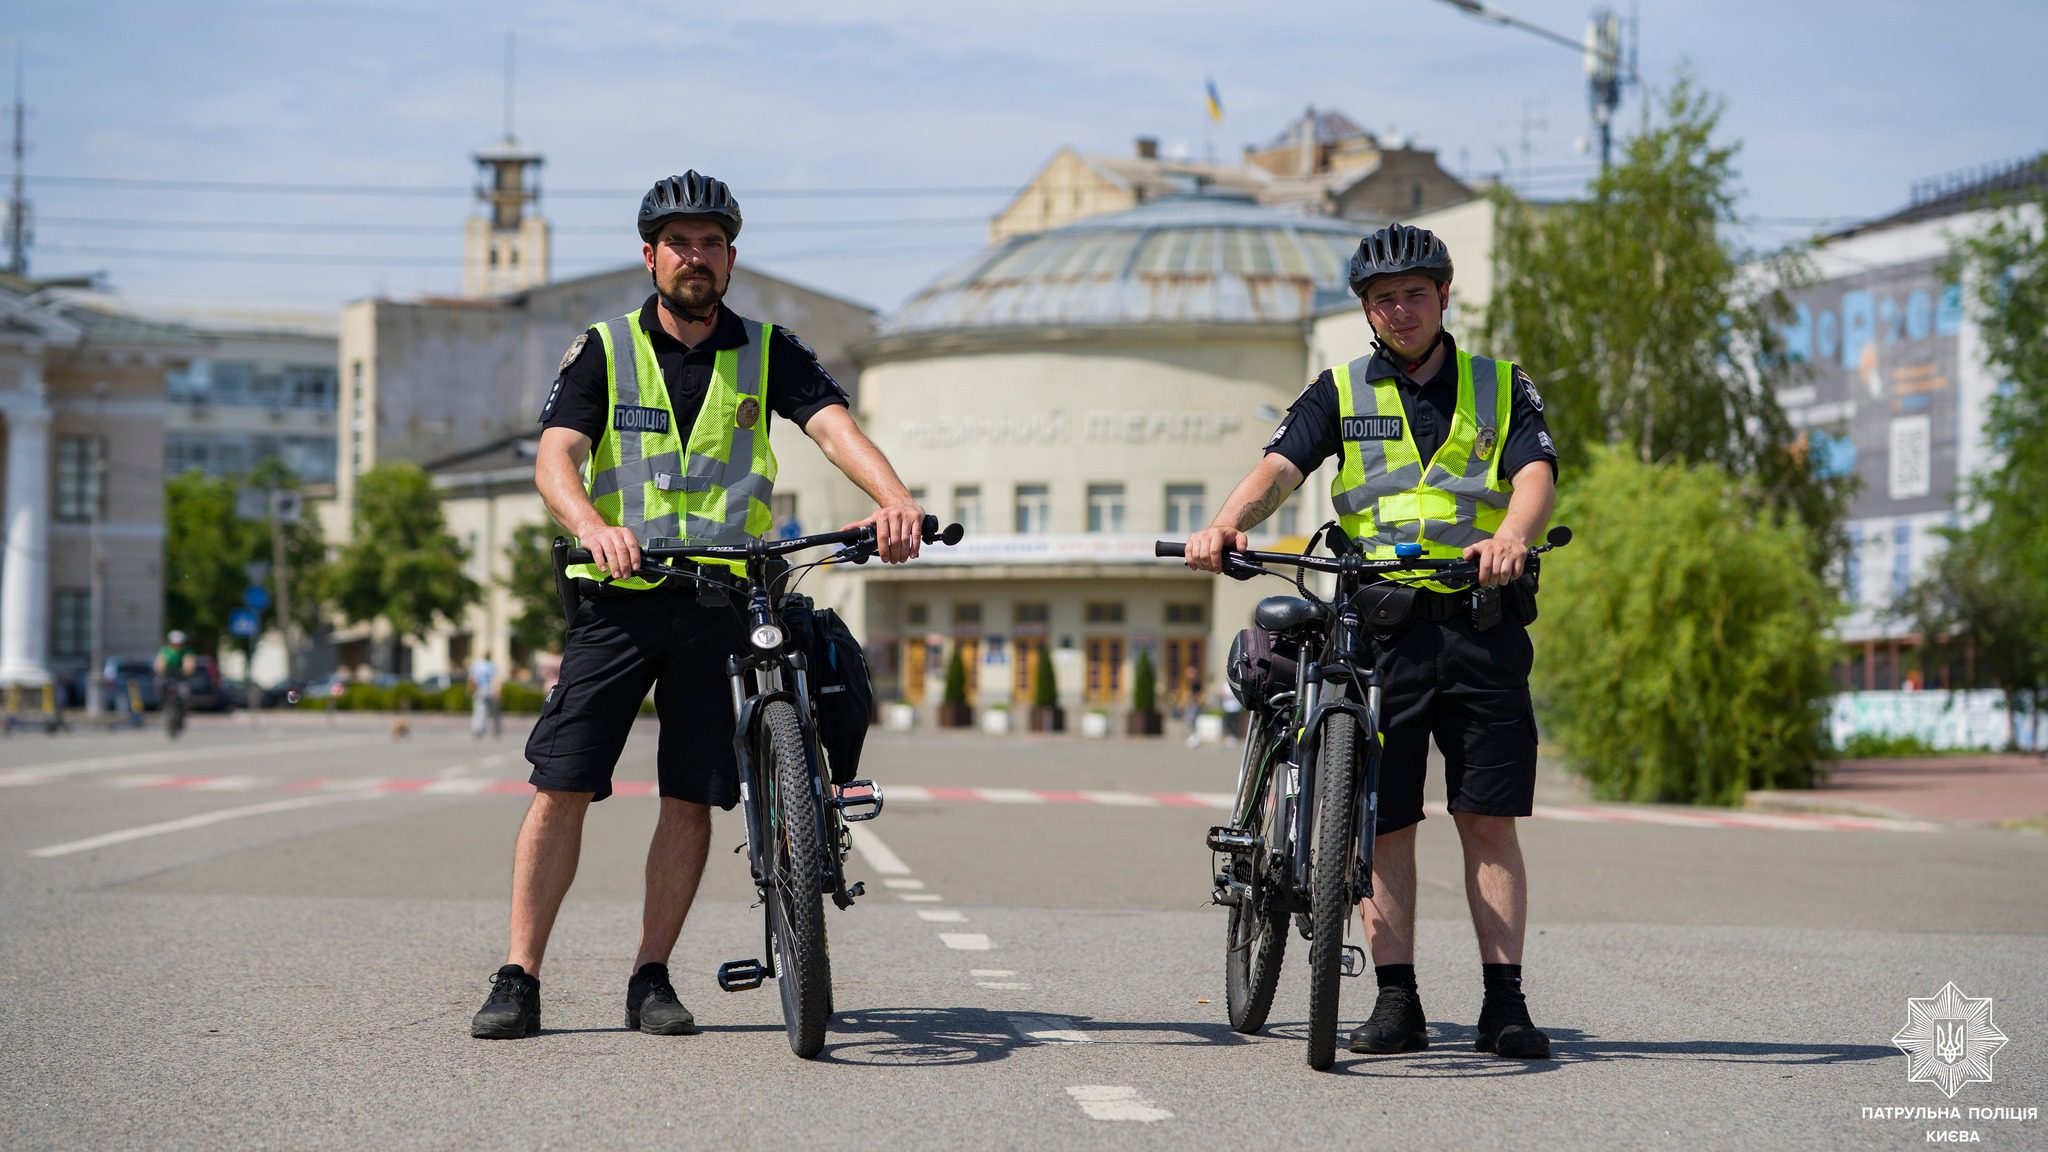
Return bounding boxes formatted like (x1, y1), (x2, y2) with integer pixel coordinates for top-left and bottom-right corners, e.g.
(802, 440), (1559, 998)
(1205, 78), (1222, 123)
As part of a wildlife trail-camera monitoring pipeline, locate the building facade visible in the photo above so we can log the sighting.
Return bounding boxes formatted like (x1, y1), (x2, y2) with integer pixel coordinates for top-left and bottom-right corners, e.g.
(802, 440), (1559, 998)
(153, 309), (339, 485)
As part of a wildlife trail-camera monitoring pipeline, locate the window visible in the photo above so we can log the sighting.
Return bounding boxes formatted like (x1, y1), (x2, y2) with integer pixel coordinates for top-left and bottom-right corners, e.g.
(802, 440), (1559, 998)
(1276, 498), (1301, 538)
(1014, 484), (1050, 534)
(1164, 484), (1205, 534)
(906, 603), (929, 627)
(952, 603), (983, 632)
(1165, 602), (1206, 626)
(952, 485), (982, 536)
(1085, 601), (1125, 625)
(771, 493), (799, 538)
(907, 485), (927, 509)
(1013, 602), (1050, 634)
(1085, 483), (1125, 534)
(56, 437), (104, 523)
(53, 589), (91, 659)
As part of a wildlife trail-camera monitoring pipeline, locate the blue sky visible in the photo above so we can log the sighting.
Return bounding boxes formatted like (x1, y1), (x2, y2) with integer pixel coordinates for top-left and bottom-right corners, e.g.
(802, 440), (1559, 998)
(11, 0), (2046, 317)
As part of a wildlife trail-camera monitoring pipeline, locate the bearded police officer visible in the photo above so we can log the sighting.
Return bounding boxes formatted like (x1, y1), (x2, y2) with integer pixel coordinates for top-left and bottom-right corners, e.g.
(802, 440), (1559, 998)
(472, 171), (927, 1040)
(1184, 223), (1560, 1060)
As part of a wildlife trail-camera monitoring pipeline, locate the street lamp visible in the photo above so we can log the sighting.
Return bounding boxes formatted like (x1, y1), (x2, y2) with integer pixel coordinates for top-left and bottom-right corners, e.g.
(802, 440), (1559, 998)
(1434, 0), (1636, 172)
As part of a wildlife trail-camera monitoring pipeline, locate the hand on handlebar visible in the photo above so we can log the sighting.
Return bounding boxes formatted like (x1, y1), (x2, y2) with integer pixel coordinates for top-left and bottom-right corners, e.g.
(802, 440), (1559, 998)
(1462, 532), (1529, 588)
(578, 523), (643, 581)
(845, 502), (925, 564)
(1183, 525), (1248, 574)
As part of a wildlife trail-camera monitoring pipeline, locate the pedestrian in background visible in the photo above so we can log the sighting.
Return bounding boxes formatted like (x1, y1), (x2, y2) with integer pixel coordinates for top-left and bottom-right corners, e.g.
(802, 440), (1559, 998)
(468, 653), (502, 739)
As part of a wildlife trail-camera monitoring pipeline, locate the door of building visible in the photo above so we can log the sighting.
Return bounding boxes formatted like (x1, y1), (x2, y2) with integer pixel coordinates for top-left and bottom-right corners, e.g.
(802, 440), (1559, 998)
(953, 638), (981, 701)
(904, 640), (927, 705)
(1013, 636), (1047, 704)
(1084, 636), (1125, 706)
(1162, 636), (1207, 711)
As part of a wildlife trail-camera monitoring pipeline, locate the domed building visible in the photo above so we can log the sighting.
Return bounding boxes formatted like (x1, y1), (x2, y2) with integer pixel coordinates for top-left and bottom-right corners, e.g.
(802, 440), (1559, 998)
(816, 194), (1374, 721)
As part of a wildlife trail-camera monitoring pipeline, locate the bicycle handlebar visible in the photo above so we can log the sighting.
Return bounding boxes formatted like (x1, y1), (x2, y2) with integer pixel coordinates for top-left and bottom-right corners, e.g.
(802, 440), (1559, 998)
(1154, 524), (1572, 582)
(565, 515), (964, 569)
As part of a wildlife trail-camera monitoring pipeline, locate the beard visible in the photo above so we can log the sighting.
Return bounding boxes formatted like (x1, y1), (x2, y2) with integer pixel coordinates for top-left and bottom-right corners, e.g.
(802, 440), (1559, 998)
(654, 262), (727, 322)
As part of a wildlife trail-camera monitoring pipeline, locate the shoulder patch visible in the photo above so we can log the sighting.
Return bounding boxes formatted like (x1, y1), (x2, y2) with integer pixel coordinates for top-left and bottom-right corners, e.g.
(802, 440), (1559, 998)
(778, 328), (819, 360)
(1515, 367), (1544, 412)
(558, 332), (589, 374)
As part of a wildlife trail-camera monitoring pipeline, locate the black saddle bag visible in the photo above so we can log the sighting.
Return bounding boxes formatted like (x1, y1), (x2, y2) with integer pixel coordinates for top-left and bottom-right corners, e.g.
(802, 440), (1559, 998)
(777, 595), (872, 785)
(1227, 627), (1301, 713)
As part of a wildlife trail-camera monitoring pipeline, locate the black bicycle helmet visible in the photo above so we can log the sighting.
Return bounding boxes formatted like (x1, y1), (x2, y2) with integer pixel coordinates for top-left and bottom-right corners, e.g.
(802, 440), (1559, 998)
(638, 170), (743, 242)
(1347, 222), (1453, 296)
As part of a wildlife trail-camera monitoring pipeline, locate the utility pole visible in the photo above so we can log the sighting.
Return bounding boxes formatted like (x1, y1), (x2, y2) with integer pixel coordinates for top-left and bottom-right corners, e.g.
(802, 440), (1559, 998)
(1435, 0), (1637, 172)
(270, 489), (300, 683)
(84, 385), (108, 718)
(7, 50), (29, 277)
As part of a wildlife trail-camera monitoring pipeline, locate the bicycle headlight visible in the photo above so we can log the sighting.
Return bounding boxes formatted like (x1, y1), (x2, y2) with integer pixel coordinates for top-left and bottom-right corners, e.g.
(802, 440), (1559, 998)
(749, 623), (786, 651)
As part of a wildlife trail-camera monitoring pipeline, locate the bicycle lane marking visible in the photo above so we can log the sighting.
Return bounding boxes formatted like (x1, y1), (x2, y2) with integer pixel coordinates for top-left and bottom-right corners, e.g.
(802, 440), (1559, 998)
(1065, 1086), (1173, 1123)
(0, 734), (385, 788)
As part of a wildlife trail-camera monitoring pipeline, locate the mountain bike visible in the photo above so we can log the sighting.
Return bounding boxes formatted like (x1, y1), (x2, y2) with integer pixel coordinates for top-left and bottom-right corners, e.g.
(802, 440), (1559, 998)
(1157, 524), (1571, 1070)
(561, 515), (964, 1058)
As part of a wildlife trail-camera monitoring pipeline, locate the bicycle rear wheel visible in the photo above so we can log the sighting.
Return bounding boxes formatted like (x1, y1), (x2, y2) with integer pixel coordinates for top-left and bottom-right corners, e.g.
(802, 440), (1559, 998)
(1224, 715), (1288, 1033)
(1306, 711), (1359, 1071)
(763, 699), (831, 1058)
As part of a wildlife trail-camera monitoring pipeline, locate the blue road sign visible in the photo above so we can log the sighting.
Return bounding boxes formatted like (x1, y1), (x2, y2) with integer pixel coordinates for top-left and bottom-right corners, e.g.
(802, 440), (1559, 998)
(228, 608), (260, 639)
(243, 585), (270, 612)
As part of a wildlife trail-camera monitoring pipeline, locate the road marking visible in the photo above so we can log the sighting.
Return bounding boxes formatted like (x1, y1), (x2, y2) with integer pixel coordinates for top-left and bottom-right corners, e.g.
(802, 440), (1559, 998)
(187, 775), (265, 791)
(900, 893), (943, 903)
(106, 774), (179, 788)
(978, 982), (1033, 990)
(29, 793), (378, 858)
(882, 878), (925, 890)
(1011, 1016), (1093, 1045)
(1078, 790), (1158, 807)
(970, 969), (1015, 978)
(846, 824), (912, 876)
(917, 910), (968, 923)
(939, 933), (992, 951)
(0, 735), (379, 788)
(1065, 1086), (1171, 1123)
(976, 788), (1046, 804)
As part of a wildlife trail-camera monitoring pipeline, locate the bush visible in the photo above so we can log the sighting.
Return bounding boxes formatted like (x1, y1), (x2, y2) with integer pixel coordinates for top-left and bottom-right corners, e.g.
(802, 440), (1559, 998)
(502, 682), (548, 714)
(1535, 448), (1838, 805)
(441, 684), (468, 713)
(942, 646), (968, 708)
(1132, 649), (1157, 714)
(1032, 646), (1058, 709)
(1835, 731), (1940, 758)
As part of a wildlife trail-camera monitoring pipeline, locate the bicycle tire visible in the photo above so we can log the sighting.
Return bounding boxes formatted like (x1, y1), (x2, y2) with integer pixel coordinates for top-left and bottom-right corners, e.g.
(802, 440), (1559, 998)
(1224, 717), (1288, 1033)
(763, 699), (832, 1058)
(1306, 711), (1359, 1071)
(165, 692), (186, 740)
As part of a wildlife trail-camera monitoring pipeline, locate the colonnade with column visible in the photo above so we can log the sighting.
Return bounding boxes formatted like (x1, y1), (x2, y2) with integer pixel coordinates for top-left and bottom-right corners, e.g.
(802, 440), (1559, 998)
(0, 362), (54, 687)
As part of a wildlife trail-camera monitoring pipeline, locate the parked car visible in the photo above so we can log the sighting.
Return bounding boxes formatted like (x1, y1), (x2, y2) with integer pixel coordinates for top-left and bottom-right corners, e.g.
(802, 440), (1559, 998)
(181, 655), (236, 713)
(67, 657), (163, 712)
(261, 678), (309, 708)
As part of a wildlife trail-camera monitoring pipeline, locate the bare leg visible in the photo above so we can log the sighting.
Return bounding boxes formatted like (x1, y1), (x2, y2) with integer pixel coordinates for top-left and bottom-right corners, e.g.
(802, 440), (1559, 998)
(1359, 823), (1419, 965)
(1454, 812), (1527, 964)
(507, 789), (594, 975)
(634, 798), (713, 969)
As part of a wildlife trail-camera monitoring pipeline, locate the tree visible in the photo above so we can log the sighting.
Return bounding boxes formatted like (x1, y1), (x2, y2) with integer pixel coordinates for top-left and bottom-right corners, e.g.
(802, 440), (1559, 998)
(1032, 645), (1059, 710)
(1485, 74), (1849, 565)
(162, 471), (246, 654)
(323, 462), (482, 672)
(1535, 448), (1838, 804)
(503, 521), (564, 657)
(1131, 648), (1157, 715)
(942, 645), (968, 708)
(243, 457), (330, 652)
(1904, 159), (2048, 745)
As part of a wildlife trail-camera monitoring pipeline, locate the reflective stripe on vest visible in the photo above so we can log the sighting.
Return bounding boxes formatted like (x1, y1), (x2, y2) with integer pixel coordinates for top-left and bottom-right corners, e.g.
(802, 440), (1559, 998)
(1329, 348), (1514, 594)
(564, 314), (778, 585)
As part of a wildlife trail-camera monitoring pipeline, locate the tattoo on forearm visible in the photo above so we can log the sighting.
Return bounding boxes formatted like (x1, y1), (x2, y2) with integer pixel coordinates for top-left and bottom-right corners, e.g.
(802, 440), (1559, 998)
(1233, 479), (1289, 532)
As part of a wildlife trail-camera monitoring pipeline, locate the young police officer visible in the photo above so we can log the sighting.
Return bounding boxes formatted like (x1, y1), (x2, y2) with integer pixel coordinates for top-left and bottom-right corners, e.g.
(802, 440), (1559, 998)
(1184, 223), (1559, 1060)
(472, 171), (928, 1039)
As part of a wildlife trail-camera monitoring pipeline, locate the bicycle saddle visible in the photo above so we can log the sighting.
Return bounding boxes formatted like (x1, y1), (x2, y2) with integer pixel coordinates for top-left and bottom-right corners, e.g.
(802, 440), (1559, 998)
(1254, 595), (1328, 633)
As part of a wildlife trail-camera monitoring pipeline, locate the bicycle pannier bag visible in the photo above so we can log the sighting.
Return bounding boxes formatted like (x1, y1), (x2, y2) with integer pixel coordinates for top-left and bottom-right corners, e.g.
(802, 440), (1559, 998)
(777, 595), (872, 784)
(1227, 627), (1299, 713)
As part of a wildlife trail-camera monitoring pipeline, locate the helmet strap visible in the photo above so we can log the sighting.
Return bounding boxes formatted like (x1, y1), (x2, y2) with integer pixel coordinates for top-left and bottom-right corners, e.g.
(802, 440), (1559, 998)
(1370, 326), (1445, 379)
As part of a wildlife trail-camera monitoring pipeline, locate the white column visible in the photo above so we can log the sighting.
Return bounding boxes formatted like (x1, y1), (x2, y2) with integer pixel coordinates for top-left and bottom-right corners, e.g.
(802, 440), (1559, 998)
(0, 400), (54, 685)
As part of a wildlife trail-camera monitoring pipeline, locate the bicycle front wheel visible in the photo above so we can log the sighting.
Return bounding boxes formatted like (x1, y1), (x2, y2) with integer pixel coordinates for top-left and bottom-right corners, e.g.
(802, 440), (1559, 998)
(763, 699), (832, 1058)
(1224, 715), (1288, 1033)
(1306, 711), (1360, 1071)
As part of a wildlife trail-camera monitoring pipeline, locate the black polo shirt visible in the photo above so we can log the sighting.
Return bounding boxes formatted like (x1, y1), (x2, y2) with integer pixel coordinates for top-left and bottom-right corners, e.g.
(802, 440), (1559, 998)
(538, 294), (849, 446)
(1263, 333), (1558, 483)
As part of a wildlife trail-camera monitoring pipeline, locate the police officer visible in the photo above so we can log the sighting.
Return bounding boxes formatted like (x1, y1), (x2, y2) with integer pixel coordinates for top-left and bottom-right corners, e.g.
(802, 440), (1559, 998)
(1185, 222), (1559, 1060)
(472, 171), (928, 1040)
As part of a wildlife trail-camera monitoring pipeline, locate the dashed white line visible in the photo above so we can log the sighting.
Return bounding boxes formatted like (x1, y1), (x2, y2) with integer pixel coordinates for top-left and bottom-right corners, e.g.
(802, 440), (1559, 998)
(882, 878), (925, 890)
(1078, 790), (1158, 807)
(0, 735), (380, 788)
(939, 933), (992, 951)
(846, 824), (911, 876)
(1065, 1086), (1172, 1123)
(976, 788), (1047, 804)
(978, 982), (1032, 990)
(917, 910), (968, 923)
(187, 775), (265, 791)
(970, 970), (1015, 978)
(1011, 1016), (1093, 1045)
(899, 893), (943, 903)
(29, 793), (379, 858)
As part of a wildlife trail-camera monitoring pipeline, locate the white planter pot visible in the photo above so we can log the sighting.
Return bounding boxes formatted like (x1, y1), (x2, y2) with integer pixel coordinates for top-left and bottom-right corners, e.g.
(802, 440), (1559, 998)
(1196, 713), (1226, 743)
(883, 702), (917, 731)
(1080, 711), (1111, 739)
(980, 709), (1011, 734)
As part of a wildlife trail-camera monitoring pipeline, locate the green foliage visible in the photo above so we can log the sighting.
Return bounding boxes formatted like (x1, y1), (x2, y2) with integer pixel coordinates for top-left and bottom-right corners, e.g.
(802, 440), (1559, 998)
(1906, 159), (2048, 745)
(1132, 648), (1157, 714)
(503, 521), (564, 656)
(501, 681), (549, 713)
(1834, 731), (1940, 759)
(942, 646), (969, 708)
(1485, 75), (1848, 566)
(322, 462), (483, 671)
(1535, 448), (1838, 805)
(1032, 645), (1059, 709)
(163, 471), (245, 654)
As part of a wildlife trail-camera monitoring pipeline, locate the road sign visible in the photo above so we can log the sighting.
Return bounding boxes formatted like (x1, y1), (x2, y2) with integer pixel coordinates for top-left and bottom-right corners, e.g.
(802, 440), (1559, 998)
(228, 608), (259, 639)
(243, 586), (270, 612)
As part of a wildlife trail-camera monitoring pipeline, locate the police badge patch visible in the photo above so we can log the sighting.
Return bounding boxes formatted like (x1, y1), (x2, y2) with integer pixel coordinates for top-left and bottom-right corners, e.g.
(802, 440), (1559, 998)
(1515, 367), (1544, 412)
(559, 332), (589, 374)
(737, 397), (760, 429)
(1475, 426), (1498, 461)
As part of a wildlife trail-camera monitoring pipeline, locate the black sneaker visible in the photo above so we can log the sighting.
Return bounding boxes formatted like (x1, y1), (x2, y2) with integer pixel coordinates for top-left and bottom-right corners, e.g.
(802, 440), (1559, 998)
(1475, 994), (1551, 1059)
(626, 962), (697, 1035)
(471, 964), (540, 1039)
(1346, 986), (1429, 1054)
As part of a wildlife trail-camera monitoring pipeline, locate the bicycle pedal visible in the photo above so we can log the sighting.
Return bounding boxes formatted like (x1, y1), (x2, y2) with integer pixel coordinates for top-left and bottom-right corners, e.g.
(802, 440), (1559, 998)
(1206, 826), (1261, 854)
(832, 880), (864, 910)
(1339, 945), (1368, 978)
(717, 959), (767, 992)
(831, 780), (885, 822)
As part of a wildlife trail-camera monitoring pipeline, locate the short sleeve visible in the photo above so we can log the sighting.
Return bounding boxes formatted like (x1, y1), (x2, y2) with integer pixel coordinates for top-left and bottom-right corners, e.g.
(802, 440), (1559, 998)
(1263, 372), (1342, 480)
(766, 327), (850, 430)
(539, 326), (609, 446)
(1498, 364), (1558, 481)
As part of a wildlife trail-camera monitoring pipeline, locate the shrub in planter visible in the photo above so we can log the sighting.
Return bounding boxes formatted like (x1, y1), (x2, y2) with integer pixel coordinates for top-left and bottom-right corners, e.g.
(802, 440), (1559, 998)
(1029, 645), (1064, 732)
(938, 646), (975, 728)
(1127, 649), (1163, 736)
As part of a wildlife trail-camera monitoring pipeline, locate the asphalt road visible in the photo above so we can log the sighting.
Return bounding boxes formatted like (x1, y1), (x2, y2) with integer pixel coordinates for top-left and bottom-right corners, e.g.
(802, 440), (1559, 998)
(3, 713), (2044, 1150)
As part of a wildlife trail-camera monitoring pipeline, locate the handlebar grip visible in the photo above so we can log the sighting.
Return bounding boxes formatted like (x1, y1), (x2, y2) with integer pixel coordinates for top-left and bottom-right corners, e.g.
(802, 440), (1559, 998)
(1155, 541), (1186, 558)
(919, 516), (966, 546)
(564, 548), (593, 565)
